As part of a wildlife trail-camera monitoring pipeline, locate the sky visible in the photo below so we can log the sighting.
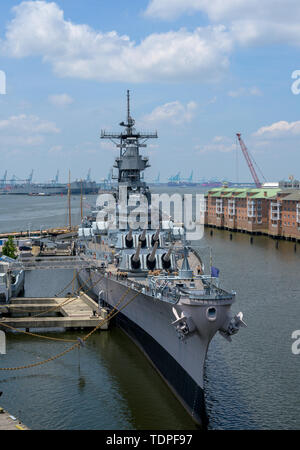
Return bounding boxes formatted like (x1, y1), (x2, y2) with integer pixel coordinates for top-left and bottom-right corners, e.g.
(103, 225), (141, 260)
(0, 0), (300, 184)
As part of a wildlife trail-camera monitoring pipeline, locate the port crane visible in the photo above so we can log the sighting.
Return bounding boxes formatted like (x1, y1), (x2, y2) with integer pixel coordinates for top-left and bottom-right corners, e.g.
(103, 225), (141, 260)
(86, 169), (91, 182)
(187, 171), (193, 183)
(100, 168), (113, 188)
(52, 170), (59, 184)
(0, 170), (7, 187)
(168, 171), (194, 184)
(236, 133), (266, 188)
(26, 170), (34, 184)
(10, 175), (16, 185)
(168, 172), (181, 183)
(3, 171), (34, 185)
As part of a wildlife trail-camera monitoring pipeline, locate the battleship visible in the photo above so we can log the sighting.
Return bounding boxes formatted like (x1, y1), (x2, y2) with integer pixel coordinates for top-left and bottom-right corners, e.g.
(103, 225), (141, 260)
(77, 92), (246, 427)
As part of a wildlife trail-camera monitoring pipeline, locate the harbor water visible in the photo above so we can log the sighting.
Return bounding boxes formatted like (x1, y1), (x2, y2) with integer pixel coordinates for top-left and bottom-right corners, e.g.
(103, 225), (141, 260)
(0, 193), (299, 430)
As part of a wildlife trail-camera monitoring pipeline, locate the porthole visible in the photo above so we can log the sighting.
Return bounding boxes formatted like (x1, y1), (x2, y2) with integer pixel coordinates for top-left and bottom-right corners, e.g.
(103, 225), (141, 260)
(206, 307), (217, 321)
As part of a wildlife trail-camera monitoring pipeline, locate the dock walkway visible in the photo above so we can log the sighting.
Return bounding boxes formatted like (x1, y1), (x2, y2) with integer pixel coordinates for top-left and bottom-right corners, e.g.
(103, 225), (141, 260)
(0, 291), (109, 331)
(0, 407), (29, 430)
(0, 226), (78, 240)
(9, 256), (100, 271)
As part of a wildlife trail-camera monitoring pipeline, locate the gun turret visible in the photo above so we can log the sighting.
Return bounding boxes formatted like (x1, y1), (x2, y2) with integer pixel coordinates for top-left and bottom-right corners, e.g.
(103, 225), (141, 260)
(125, 229), (133, 248)
(162, 245), (173, 270)
(146, 241), (159, 270)
(139, 229), (147, 248)
(151, 229), (160, 247)
(131, 240), (142, 270)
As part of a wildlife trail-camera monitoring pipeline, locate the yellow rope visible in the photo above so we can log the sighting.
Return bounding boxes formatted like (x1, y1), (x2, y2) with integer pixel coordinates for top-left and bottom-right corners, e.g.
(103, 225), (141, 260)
(0, 270), (82, 316)
(0, 286), (139, 371)
(82, 288), (139, 342)
(54, 269), (81, 298)
(72, 269), (75, 295)
(31, 296), (79, 318)
(31, 269), (97, 317)
(0, 322), (77, 343)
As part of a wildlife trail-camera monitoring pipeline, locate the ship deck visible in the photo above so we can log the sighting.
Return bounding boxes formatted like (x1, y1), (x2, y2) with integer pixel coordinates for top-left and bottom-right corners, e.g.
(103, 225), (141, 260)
(88, 240), (205, 290)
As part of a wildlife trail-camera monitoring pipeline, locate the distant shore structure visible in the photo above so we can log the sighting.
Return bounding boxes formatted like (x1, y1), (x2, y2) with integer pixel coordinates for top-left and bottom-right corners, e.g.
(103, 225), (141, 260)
(204, 186), (300, 241)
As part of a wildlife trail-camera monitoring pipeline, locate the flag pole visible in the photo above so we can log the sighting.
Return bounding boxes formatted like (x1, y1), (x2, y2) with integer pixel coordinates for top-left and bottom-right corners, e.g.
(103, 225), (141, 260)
(210, 247), (212, 275)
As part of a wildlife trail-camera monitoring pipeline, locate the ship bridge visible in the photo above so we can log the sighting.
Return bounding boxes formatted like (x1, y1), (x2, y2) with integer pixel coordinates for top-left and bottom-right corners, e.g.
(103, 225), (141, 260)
(100, 91), (157, 193)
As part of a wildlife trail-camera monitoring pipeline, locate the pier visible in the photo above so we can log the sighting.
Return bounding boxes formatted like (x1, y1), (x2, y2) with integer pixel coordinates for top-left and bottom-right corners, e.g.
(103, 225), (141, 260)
(0, 291), (109, 331)
(0, 226), (78, 240)
(0, 407), (29, 430)
(13, 256), (98, 271)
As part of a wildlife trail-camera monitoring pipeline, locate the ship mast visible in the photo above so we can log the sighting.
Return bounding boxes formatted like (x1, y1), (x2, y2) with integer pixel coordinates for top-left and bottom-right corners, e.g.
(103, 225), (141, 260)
(68, 170), (71, 230)
(127, 89), (132, 131)
(100, 91), (158, 195)
(80, 179), (83, 222)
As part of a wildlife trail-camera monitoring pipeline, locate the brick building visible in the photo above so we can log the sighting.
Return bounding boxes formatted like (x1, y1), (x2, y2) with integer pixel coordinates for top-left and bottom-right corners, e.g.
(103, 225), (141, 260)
(205, 186), (300, 240)
(270, 191), (300, 239)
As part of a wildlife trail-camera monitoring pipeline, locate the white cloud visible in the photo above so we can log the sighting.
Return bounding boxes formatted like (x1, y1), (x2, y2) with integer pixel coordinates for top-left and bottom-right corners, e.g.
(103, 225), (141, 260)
(207, 96), (217, 105)
(145, 0), (205, 20)
(0, 114), (60, 151)
(0, 114), (60, 134)
(0, 1), (233, 83)
(1, 0), (299, 91)
(228, 88), (245, 98)
(146, 0), (300, 23)
(49, 93), (74, 106)
(254, 120), (300, 138)
(249, 87), (262, 96)
(1, 135), (44, 147)
(143, 100), (197, 125)
(145, 0), (300, 46)
(228, 86), (262, 97)
(49, 145), (63, 153)
(196, 135), (236, 154)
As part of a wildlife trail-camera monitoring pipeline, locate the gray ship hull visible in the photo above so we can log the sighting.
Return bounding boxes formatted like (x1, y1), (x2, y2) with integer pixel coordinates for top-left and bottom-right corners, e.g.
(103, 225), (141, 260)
(78, 269), (210, 427)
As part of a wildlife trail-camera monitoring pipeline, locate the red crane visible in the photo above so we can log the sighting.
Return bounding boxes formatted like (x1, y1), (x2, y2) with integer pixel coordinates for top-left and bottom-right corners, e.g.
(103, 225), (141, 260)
(236, 133), (263, 188)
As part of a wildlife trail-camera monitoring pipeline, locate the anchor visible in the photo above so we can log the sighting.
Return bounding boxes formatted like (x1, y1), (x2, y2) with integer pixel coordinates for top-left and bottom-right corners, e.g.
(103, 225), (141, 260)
(219, 312), (247, 342)
(171, 307), (196, 340)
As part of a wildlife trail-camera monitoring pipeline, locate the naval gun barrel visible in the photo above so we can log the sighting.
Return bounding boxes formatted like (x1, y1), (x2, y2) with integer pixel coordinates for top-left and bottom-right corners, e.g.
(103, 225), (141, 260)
(146, 241), (159, 270)
(131, 240), (142, 269)
(151, 229), (160, 246)
(125, 229), (133, 248)
(162, 244), (173, 270)
(139, 229), (147, 248)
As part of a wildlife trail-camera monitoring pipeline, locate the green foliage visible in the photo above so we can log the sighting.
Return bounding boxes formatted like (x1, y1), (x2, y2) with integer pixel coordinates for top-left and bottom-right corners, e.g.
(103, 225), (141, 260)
(2, 236), (17, 259)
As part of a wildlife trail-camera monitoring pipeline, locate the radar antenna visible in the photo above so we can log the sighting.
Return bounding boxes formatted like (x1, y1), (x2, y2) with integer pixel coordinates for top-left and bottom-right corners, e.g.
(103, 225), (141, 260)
(100, 90), (158, 190)
(127, 90), (134, 127)
(119, 90), (135, 134)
